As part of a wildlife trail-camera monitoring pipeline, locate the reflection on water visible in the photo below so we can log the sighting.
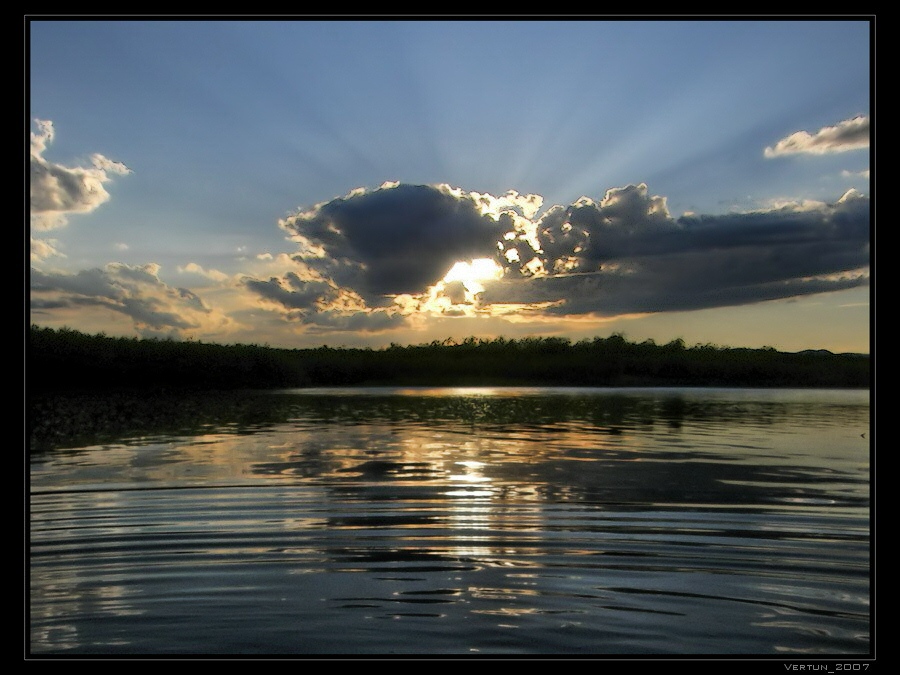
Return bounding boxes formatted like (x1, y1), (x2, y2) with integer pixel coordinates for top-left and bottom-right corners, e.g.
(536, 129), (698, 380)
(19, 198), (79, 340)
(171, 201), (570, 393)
(30, 388), (870, 655)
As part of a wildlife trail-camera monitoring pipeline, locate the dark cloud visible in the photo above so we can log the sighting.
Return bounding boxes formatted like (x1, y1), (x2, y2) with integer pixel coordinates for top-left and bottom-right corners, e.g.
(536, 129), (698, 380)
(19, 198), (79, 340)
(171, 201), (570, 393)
(245, 180), (868, 330)
(485, 187), (869, 315)
(278, 183), (507, 305)
(30, 263), (221, 336)
(524, 185), (676, 272)
(301, 309), (408, 332)
(242, 268), (410, 333)
(243, 273), (338, 311)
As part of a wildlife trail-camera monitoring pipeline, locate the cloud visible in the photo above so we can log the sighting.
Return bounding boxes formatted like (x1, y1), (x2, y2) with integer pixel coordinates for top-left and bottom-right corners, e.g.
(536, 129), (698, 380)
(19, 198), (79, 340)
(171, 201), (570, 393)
(177, 262), (230, 283)
(842, 169), (870, 180)
(764, 115), (869, 157)
(44, 179), (858, 341)
(241, 181), (868, 334)
(300, 308), (408, 333)
(31, 237), (65, 262)
(240, 264), (410, 333)
(241, 183), (542, 332)
(275, 183), (524, 305)
(30, 119), (131, 232)
(244, 272), (342, 312)
(30, 262), (232, 339)
(483, 186), (870, 316)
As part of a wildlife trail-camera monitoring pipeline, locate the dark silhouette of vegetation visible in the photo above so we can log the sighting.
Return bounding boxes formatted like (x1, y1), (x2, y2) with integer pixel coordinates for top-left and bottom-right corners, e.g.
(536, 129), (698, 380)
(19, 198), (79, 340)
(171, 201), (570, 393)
(28, 324), (869, 393)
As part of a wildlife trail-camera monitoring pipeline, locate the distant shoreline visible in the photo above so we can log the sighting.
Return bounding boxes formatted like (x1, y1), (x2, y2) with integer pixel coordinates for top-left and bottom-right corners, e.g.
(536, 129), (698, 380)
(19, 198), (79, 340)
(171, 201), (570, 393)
(29, 325), (870, 392)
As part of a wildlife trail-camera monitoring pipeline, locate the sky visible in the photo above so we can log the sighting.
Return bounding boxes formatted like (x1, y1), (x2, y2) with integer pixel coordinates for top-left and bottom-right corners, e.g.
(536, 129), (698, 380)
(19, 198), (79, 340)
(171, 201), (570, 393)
(28, 18), (873, 353)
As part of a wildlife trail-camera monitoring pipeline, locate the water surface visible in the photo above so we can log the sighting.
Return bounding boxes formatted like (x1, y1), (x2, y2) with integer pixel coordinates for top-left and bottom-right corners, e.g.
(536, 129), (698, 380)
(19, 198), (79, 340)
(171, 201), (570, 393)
(29, 387), (871, 655)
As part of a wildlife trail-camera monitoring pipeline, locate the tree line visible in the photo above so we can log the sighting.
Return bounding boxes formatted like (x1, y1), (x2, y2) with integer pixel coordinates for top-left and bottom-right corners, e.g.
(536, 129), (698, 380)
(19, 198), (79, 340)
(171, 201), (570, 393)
(28, 325), (870, 392)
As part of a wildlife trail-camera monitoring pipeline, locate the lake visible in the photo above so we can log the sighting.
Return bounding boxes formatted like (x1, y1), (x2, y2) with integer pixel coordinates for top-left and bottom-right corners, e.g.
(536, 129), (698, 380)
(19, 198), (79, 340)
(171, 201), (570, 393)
(29, 386), (871, 656)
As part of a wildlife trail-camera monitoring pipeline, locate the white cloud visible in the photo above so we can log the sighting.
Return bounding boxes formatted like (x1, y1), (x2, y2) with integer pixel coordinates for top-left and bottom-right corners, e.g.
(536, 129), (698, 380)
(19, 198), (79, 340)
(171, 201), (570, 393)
(30, 119), (131, 231)
(841, 169), (870, 179)
(764, 115), (869, 157)
(30, 237), (65, 262)
(178, 262), (231, 283)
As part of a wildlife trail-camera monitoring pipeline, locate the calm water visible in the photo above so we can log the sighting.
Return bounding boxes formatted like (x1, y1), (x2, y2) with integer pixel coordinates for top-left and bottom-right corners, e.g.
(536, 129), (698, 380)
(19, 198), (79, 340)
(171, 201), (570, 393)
(29, 387), (871, 656)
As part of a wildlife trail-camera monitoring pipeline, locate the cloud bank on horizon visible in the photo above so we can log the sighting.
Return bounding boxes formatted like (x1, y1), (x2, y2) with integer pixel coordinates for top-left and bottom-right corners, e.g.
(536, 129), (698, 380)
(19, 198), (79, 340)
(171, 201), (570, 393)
(29, 115), (870, 344)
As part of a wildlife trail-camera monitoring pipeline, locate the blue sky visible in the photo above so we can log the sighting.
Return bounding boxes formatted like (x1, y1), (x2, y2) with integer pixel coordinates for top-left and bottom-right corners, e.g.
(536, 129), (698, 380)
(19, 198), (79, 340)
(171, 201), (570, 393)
(28, 18), (872, 352)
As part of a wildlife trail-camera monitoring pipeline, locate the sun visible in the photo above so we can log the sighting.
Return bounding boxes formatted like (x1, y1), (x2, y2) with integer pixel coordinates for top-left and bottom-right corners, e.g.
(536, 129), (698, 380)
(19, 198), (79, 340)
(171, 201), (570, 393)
(408, 257), (505, 317)
(442, 258), (503, 295)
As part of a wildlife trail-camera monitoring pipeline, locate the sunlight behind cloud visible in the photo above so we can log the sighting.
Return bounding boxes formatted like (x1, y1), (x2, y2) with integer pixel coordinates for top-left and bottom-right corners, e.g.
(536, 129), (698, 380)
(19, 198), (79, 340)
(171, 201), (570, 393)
(443, 258), (504, 295)
(407, 258), (505, 318)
